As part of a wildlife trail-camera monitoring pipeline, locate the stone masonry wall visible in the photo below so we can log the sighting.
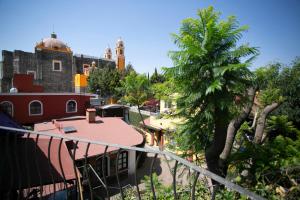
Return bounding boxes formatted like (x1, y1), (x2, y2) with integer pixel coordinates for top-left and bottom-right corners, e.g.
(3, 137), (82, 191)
(13, 50), (37, 78)
(1, 50), (14, 92)
(1, 50), (116, 93)
(36, 49), (73, 92)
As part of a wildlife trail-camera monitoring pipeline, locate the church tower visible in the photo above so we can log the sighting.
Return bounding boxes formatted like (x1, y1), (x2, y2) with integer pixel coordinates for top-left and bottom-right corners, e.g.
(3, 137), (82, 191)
(104, 46), (112, 60)
(115, 38), (125, 71)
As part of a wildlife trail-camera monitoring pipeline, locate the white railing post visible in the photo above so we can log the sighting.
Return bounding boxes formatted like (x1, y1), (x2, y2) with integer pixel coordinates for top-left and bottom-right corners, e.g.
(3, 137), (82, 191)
(128, 150), (136, 182)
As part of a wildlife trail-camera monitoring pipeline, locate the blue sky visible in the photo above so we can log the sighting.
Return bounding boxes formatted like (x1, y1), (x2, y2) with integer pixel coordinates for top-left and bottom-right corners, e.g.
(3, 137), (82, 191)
(0, 0), (299, 74)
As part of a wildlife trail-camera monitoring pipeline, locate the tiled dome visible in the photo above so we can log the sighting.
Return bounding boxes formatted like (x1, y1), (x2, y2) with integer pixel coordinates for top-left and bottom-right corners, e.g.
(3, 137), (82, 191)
(36, 33), (71, 52)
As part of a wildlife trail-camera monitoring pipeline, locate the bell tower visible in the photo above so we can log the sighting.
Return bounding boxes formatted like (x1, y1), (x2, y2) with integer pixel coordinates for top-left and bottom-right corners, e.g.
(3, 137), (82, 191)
(115, 38), (125, 71)
(104, 46), (112, 60)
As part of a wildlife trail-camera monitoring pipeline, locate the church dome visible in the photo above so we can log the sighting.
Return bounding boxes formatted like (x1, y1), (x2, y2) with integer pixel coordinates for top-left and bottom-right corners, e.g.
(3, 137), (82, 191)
(35, 33), (72, 53)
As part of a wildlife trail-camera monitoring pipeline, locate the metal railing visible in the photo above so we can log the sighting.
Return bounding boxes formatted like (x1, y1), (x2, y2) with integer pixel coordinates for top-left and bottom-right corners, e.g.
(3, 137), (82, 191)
(0, 125), (264, 200)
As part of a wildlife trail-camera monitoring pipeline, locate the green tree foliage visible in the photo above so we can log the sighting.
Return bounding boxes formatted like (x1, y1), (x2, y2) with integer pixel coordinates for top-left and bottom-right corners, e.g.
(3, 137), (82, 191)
(228, 113), (300, 199)
(255, 59), (300, 127)
(87, 67), (121, 98)
(123, 62), (136, 78)
(230, 131), (300, 199)
(151, 76), (176, 101)
(252, 60), (300, 145)
(150, 68), (165, 84)
(276, 58), (300, 127)
(119, 71), (151, 125)
(255, 63), (283, 106)
(165, 6), (258, 177)
(267, 115), (299, 140)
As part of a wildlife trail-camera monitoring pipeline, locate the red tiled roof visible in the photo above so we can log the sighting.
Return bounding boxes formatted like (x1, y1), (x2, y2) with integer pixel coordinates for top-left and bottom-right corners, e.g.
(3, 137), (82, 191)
(34, 116), (144, 160)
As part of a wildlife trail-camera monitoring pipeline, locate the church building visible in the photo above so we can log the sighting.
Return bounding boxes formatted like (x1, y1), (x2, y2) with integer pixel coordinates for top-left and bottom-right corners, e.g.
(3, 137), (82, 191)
(0, 33), (125, 93)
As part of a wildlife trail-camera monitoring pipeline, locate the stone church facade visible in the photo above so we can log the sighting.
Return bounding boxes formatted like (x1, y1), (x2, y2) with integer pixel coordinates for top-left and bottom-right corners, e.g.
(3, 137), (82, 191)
(0, 33), (125, 93)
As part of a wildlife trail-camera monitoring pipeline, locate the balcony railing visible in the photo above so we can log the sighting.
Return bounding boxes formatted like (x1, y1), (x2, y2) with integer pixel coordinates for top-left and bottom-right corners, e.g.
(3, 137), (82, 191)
(0, 125), (264, 200)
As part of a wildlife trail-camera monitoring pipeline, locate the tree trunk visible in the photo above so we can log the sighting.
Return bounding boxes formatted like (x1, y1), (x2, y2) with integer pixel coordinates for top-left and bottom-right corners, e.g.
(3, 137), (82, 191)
(205, 107), (229, 198)
(137, 105), (145, 126)
(205, 108), (229, 178)
(219, 87), (256, 171)
(254, 102), (281, 144)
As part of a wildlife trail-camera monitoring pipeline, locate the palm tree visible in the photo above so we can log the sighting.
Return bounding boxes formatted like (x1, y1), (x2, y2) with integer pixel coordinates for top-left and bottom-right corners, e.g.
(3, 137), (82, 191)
(166, 6), (259, 184)
(119, 71), (150, 126)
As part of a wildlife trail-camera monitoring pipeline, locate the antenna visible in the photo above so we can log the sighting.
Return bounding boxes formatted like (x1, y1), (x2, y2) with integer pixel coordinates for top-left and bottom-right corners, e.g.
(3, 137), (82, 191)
(52, 24), (55, 33)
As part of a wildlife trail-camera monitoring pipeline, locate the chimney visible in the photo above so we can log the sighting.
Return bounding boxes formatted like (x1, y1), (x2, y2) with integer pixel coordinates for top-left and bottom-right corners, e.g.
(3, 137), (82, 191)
(86, 108), (96, 123)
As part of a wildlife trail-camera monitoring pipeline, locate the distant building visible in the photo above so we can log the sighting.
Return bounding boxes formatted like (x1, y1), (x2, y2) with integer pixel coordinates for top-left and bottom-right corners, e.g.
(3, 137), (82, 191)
(0, 93), (93, 124)
(0, 33), (125, 93)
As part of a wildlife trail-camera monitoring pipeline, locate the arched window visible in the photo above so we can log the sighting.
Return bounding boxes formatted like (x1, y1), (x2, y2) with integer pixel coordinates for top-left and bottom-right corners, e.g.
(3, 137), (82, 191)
(0, 101), (13, 117)
(66, 100), (77, 113)
(29, 100), (43, 116)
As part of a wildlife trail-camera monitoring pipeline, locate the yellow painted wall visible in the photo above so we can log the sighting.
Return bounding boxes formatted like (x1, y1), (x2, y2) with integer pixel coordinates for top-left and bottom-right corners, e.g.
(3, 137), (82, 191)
(75, 74), (87, 87)
(160, 94), (179, 113)
(117, 57), (125, 71)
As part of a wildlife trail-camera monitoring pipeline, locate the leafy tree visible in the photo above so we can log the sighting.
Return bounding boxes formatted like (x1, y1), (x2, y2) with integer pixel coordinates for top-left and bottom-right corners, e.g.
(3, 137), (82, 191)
(119, 71), (151, 125)
(252, 59), (300, 140)
(165, 6), (258, 184)
(225, 62), (300, 198)
(123, 62), (136, 78)
(276, 58), (300, 128)
(253, 64), (284, 144)
(87, 67), (121, 98)
(150, 68), (165, 84)
(151, 76), (176, 101)
(230, 123), (300, 199)
(225, 62), (300, 199)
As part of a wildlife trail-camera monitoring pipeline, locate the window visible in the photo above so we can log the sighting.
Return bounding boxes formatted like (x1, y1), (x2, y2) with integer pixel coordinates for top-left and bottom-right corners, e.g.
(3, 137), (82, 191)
(27, 70), (36, 79)
(0, 101), (13, 117)
(29, 100), (43, 116)
(66, 100), (77, 113)
(118, 151), (128, 170)
(52, 60), (62, 71)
